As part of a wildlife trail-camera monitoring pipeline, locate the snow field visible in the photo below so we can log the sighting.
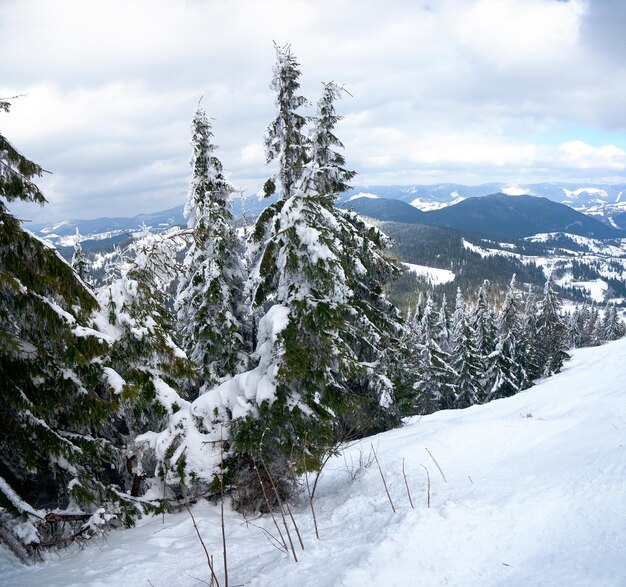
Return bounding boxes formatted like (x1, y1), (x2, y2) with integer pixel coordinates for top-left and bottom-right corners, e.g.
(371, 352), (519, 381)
(3, 338), (626, 586)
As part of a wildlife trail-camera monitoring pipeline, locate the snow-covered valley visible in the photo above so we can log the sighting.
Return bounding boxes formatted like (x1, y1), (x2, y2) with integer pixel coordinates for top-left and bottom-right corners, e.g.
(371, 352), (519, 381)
(3, 337), (625, 587)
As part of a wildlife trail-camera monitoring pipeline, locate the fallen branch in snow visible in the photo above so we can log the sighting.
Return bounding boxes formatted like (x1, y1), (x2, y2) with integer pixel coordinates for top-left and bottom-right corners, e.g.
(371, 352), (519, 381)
(371, 443), (396, 513)
(425, 447), (447, 483)
(420, 465), (431, 508)
(402, 458), (415, 509)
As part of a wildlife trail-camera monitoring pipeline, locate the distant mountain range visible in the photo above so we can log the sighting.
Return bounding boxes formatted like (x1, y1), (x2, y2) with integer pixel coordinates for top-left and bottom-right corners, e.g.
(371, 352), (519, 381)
(342, 193), (625, 240)
(29, 182), (626, 250)
(340, 182), (626, 229)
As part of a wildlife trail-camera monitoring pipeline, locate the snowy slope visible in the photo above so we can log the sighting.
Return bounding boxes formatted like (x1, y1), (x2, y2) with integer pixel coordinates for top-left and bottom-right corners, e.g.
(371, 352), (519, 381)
(2, 339), (626, 586)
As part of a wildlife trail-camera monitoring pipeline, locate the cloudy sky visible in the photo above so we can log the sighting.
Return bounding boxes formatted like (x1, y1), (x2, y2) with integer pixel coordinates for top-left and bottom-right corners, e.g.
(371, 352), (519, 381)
(2, 0), (626, 222)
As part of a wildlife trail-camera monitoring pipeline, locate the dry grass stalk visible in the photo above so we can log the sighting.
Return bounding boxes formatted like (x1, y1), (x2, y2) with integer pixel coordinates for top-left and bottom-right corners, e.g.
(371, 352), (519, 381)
(219, 431), (229, 587)
(253, 464), (287, 552)
(425, 447), (447, 483)
(371, 443), (396, 513)
(302, 446), (320, 540)
(402, 458), (415, 509)
(184, 504), (221, 587)
(420, 464), (431, 508)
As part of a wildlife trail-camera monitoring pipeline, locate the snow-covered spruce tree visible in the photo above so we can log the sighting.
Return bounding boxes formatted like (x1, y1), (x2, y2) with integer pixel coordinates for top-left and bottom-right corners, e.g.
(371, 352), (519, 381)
(71, 229), (90, 283)
(519, 285), (542, 385)
(471, 280), (496, 380)
(435, 294), (452, 353)
(176, 106), (249, 393)
(535, 275), (569, 377)
(95, 229), (192, 498)
(0, 100), (141, 557)
(487, 275), (524, 400)
(411, 295), (456, 414)
(262, 42), (310, 199)
(449, 289), (484, 408)
(603, 303), (625, 341)
(143, 76), (405, 509)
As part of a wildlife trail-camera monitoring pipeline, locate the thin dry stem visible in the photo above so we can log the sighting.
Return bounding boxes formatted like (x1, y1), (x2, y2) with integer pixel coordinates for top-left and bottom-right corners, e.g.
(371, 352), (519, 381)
(219, 430), (229, 587)
(425, 447), (447, 483)
(254, 464), (287, 551)
(420, 464), (431, 508)
(260, 459), (298, 562)
(302, 443), (320, 540)
(402, 458), (415, 509)
(285, 501), (304, 551)
(371, 443), (396, 513)
(185, 504), (221, 587)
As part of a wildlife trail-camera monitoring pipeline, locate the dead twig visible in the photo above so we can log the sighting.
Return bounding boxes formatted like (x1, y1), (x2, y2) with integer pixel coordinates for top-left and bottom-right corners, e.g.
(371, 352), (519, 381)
(425, 447), (447, 483)
(402, 458), (414, 509)
(371, 443), (396, 513)
(420, 464), (431, 508)
(302, 439), (320, 540)
(185, 504), (221, 587)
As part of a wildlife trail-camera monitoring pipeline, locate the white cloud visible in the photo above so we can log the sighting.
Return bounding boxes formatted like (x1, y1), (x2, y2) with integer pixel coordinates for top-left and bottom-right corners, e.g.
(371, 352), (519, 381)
(1, 0), (625, 222)
(557, 141), (626, 170)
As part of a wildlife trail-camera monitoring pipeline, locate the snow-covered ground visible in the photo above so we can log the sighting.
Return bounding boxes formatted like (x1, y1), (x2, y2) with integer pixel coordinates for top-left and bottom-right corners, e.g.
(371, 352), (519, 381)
(402, 262), (455, 284)
(3, 339), (626, 586)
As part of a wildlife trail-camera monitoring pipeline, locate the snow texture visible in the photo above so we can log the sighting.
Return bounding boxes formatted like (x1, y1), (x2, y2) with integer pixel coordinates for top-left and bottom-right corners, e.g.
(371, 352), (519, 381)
(402, 262), (455, 284)
(3, 337), (626, 586)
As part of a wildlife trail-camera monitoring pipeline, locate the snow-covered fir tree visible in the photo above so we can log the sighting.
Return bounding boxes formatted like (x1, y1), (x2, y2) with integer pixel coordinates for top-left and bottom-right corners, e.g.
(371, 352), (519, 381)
(471, 280), (496, 383)
(487, 275), (524, 400)
(536, 275), (569, 377)
(449, 289), (484, 408)
(602, 303), (625, 341)
(519, 285), (542, 385)
(71, 229), (90, 282)
(144, 70), (405, 507)
(0, 99), (144, 557)
(95, 229), (191, 497)
(176, 106), (249, 393)
(263, 43), (310, 199)
(412, 295), (455, 413)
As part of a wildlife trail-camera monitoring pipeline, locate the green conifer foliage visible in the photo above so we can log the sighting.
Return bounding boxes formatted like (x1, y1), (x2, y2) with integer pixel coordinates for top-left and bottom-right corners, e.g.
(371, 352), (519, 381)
(176, 107), (249, 392)
(263, 43), (310, 199)
(0, 101), (143, 554)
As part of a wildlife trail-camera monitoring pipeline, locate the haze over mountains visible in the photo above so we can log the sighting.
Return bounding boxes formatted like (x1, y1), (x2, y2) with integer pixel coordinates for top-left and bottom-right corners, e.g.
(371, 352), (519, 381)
(30, 182), (626, 249)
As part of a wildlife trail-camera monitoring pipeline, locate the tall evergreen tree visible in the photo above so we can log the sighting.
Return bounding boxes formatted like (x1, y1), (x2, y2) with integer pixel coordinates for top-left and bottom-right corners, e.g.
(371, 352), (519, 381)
(519, 285), (541, 385)
(71, 229), (90, 283)
(309, 82), (356, 199)
(603, 303), (625, 341)
(471, 280), (496, 382)
(449, 289), (484, 408)
(148, 72), (404, 507)
(0, 100), (141, 556)
(487, 275), (524, 400)
(263, 43), (310, 199)
(176, 106), (249, 393)
(412, 295), (455, 413)
(536, 275), (569, 377)
(96, 230), (191, 497)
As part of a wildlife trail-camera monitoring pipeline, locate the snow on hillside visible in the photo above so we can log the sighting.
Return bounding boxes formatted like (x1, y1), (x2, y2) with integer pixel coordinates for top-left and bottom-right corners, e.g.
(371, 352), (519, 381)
(501, 185), (533, 196)
(2, 339), (626, 586)
(563, 187), (609, 200)
(410, 195), (465, 211)
(347, 192), (379, 202)
(402, 262), (455, 284)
